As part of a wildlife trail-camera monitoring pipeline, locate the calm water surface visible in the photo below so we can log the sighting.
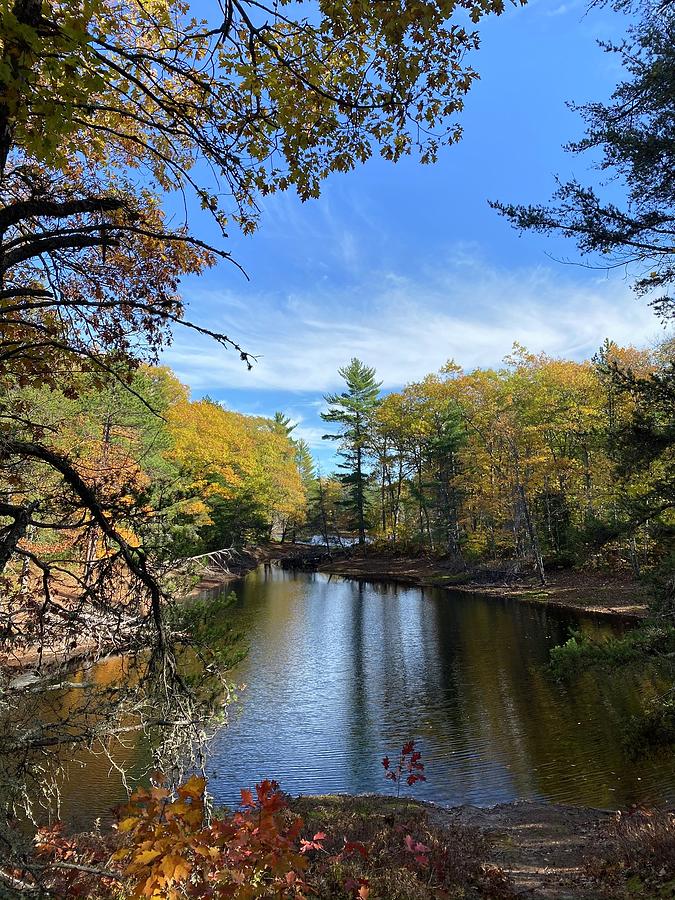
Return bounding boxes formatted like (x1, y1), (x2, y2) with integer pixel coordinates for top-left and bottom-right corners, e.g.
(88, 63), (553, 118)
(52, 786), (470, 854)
(55, 566), (675, 824)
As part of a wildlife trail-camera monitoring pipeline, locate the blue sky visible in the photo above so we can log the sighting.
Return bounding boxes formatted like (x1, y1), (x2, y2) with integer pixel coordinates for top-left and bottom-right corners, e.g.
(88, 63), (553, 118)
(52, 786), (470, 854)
(161, 0), (666, 467)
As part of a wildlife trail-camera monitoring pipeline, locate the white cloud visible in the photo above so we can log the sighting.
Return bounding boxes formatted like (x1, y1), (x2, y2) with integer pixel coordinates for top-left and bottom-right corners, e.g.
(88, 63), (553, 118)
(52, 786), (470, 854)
(292, 425), (328, 450)
(163, 253), (662, 394)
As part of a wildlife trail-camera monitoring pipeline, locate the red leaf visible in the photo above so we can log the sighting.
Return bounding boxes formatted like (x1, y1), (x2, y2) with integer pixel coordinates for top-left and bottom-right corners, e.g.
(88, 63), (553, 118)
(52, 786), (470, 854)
(300, 831), (326, 854)
(343, 839), (368, 859)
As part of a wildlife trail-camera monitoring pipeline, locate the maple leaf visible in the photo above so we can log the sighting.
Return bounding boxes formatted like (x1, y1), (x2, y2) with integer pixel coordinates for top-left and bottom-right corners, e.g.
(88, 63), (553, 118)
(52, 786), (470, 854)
(342, 839), (368, 859)
(177, 775), (205, 801)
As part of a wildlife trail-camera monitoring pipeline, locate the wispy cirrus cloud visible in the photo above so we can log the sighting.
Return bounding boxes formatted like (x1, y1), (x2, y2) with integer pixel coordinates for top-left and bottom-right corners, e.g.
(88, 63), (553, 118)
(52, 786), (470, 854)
(163, 250), (663, 395)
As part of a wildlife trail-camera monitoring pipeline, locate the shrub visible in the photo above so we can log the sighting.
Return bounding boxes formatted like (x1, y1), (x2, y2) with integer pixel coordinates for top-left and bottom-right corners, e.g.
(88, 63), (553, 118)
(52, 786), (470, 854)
(293, 795), (515, 900)
(31, 777), (516, 899)
(382, 741), (426, 798)
(584, 809), (675, 898)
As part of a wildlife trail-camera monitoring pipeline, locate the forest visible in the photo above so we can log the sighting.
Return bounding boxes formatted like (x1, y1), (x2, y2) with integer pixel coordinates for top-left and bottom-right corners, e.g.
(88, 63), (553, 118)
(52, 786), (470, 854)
(316, 343), (675, 602)
(0, 0), (674, 895)
(9, 335), (673, 615)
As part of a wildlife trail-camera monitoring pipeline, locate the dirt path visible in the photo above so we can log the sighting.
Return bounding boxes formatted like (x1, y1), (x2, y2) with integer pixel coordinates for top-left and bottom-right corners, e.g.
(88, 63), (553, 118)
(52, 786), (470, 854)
(297, 794), (610, 898)
(436, 800), (607, 898)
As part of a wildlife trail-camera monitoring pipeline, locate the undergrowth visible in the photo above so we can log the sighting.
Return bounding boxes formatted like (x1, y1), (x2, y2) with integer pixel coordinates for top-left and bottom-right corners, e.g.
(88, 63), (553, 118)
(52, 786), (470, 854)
(584, 809), (675, 898)
(28, 777), (516, 899)
(293, 795), (515, 899)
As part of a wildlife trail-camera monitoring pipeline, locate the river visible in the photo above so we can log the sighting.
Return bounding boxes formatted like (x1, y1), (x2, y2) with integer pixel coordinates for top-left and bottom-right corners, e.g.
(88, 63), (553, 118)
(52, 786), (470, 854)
(53, 565), (675, 826)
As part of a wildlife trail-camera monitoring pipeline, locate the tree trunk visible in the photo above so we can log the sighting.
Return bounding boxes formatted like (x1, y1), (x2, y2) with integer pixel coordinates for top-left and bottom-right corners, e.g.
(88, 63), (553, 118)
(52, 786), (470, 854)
(0, 0), (43, 176)
(317, 477), (330, 548)
(517, 483), (546, 585)
(355, 440), (366, 546)
(84, 414), (112, 584)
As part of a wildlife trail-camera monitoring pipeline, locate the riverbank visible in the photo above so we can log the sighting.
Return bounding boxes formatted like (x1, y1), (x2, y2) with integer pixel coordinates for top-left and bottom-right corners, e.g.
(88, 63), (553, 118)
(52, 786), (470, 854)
(292, 793), (668, 900)
(188, 542), (323, 593)
(22, 788), (671, 900)
(9, 543), (645, 674)
(0, 545), (298, 672)
(186, 542), (651, 619)
(313, 553), (650, 619)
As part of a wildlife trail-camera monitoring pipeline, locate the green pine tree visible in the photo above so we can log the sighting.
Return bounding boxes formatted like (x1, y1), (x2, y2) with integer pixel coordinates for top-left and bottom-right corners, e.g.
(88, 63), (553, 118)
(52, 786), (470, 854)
(321, 359), (382, 545)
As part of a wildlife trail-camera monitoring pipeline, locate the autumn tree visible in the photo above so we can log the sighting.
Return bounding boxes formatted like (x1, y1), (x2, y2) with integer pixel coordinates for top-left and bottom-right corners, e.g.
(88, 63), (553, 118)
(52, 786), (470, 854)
(357, 343), (672, 585)
(167, 396), (306, 550)
(280, 437), (315, 542)
(595, 342), (675, 610)
(1, 0), (519, 624)
(384, 374), (466, 554)
(306, 471), (350, 548)
(0, 0), (521, 879)
(371, 390), (416, 547)
(322, 359), (381, 546)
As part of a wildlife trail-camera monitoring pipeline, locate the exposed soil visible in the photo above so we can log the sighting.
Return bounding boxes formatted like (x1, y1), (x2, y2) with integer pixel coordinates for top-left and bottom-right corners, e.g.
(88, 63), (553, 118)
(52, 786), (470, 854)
(437, 799), (608, 899)
(297, 794), (611, 899)
(192, 543), (650, 620)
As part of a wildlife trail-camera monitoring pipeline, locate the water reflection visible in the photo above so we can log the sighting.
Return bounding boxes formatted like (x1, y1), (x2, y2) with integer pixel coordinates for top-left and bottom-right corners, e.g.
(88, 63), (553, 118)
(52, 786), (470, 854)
(206, 569), (673, 810)
(53, 567), (675, 825)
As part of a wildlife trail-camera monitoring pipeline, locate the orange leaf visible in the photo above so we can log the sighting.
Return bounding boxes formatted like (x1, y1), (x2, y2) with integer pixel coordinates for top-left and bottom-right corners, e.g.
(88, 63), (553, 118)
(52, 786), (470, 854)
(178, 775), (206, 801)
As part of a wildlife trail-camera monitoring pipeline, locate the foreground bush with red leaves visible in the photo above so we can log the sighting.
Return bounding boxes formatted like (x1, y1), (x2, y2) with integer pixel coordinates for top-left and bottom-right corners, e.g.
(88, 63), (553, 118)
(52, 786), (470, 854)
(11, 775), (515, 899)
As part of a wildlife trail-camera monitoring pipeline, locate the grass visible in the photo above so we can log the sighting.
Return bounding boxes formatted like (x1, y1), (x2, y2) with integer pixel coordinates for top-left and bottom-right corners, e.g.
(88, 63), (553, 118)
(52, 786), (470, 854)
(584, 809), (675, 898)
(290, 794), (515, 899)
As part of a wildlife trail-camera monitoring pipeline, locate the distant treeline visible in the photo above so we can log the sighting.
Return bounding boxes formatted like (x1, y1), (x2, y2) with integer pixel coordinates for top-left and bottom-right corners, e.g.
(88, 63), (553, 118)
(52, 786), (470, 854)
(3, 367), (311, 584)
(5, 336), (674, 606)
(317, 340), (675, 605)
